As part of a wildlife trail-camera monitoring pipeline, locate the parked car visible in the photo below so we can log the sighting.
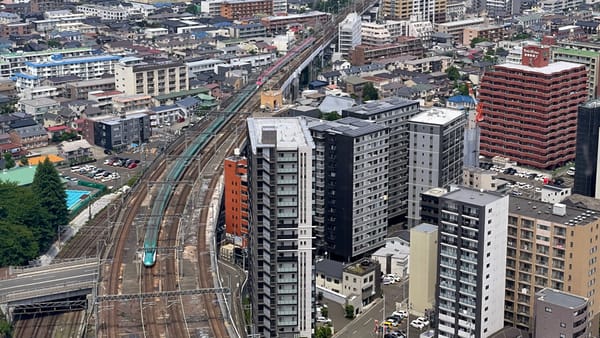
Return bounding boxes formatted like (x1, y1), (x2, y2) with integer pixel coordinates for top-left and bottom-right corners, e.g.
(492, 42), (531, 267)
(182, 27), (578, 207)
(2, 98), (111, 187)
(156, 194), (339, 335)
(385, 317), (399, 327)
(392, 310), (408, 319)
(410, 318), (426, 329)
(128, 163), (137, 169)
(316, 316), (331, 324)
(382, 276), (395, 285)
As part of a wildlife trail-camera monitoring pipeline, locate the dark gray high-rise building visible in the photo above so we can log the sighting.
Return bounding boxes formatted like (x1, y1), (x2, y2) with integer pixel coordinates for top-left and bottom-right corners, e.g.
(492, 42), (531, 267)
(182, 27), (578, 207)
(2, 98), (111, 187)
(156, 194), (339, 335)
(574, 100), (600, 198)
(342, 97), (421, 226)
(407, 108), (465, 227)
(307, 117), (389, 262)
(534, 288), (589, 338)
(246, 117), (315, 338)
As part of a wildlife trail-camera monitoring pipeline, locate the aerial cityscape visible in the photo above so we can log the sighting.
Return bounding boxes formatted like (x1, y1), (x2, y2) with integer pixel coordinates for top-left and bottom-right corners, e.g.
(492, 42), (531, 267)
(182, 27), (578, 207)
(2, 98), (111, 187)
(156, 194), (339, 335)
(0, 0), (599, 337)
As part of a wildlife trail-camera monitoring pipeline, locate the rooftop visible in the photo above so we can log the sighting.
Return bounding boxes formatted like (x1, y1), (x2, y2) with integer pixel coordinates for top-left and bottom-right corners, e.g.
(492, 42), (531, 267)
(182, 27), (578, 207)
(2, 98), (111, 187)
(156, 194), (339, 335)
(306, 116), (388, 138)
(315, 259), (345, 279)
(511, 196), (598, 226)
(496, 61), (584, 75)
(343, 96), (419, 117)
(581, 99), (600, 109)
(0, 165), (37, 185)
(409, 108), (464, 125)
(247, 117), (315, 152)
(553, 47), (600, 59)
(536, 288), (587, 309)
(412, 223), (438, 233)
(443, 187), (505, 206)
(343, 258), (378, 276)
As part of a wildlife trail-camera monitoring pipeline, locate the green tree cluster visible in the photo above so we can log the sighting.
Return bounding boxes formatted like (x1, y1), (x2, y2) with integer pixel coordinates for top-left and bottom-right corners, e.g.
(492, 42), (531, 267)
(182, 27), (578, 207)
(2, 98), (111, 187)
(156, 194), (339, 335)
(446, 66), (461, 81)
(320, 112), (341, 121)
(3, 153), (14, 169)
(316, 326), (333, 338)
(362, 82), (379, 101)
(0, 158), (68, 267)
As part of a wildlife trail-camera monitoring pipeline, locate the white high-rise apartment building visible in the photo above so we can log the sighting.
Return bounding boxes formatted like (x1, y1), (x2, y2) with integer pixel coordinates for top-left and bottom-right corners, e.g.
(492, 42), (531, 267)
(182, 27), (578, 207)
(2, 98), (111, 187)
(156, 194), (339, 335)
(246, 117), (314, 338)
(338, 12), (362, 58)
(407, 108), (465, 227)
(435, 188), (508, 337)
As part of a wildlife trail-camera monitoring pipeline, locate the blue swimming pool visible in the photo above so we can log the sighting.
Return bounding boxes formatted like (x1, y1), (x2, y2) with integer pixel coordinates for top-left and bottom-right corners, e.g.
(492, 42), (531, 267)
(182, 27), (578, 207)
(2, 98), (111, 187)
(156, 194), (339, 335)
(65, 190), (89, 210)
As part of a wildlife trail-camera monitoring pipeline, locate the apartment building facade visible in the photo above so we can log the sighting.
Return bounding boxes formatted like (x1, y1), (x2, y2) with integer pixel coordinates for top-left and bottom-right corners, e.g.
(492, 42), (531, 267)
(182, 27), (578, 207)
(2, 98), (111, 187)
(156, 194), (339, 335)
(307, 117), (389, 262)
(552, 41), (600, 99)
(23, 54), (121, 80)
(435, 188), (509, 338)
(220, 0), (273, 19)
(224, 154), (249, 247)
(246, 117), (314, 338)
(343, 97), (421, 225)
(90, 112), (151, 151)
(506, 198), (600, 334)
(380, 0), (447, 23)
(114, 57), (188, 97)
(478, 46), (587, 169)
(407, 108), (465, 227)
(534, 288), (589, 338)
(339, 12), (361, 58)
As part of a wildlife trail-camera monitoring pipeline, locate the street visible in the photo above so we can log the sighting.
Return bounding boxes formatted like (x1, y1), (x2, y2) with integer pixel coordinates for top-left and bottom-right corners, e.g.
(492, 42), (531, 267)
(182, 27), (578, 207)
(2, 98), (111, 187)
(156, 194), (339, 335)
(329, 279), (432, 338)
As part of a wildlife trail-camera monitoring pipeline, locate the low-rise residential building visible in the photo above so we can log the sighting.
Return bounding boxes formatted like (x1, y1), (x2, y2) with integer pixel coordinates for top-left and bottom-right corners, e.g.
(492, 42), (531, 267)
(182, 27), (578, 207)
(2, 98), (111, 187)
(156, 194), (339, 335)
(371, 237), (409, 278)
(534, 288), (589, 338)
(462, 167), (502, 191)
(400, 55), (452, 73)
(64, 77), (116, 100)
(462, 24), (507, 46)
(342, 259), (382, 311)
(18, 98), (60, 125)
(57, 139), (93, 163)
(435, 17), (486, 43)
(112, 94), (153, 114)
(349, 38), (424, 66)
(114, 57), (188, 96)
(220, 0), (273, 19)
(149, 105), (188, 127)
(9, 118), (48, 150)
(89, 112), (151, 151)
(22, 54), (121, 81)
(260, 11), (330, 32)
(316, 259), (345, 294)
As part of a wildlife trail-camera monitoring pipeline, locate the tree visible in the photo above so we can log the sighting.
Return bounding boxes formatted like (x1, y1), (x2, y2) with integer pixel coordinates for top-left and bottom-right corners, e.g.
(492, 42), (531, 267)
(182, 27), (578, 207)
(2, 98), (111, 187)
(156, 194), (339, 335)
(344, 304), (355, 318)
(362, 82), (379, 101)
(446, 66), (460, 81)
(321, 306), (329, 318)
(320, 112), (341, 121)
(456, 82), (470, 96)
(31, 158), (68, 239)
(47, 39), (61, 48)
(3, 153), (14, 169)
(20, 155), (28, 166)
(0, 182), (49, 266)
(470, 37), (488, 48)
(186, 4), (200, 14)
(0, 311), (11, 337)
(315, 326), (332, 338)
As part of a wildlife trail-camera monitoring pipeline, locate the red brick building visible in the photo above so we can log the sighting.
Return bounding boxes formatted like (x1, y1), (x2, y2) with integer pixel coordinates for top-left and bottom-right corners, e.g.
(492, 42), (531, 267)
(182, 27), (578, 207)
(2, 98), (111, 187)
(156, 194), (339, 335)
(224, 154), (248, 247)
(220, 0), (273, 20)
(478, 46), (588, 169)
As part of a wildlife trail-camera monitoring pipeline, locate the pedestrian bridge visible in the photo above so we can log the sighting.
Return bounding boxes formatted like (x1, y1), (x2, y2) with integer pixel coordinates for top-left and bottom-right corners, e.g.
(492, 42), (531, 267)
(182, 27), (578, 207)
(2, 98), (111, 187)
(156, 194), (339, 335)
(0, 257), (98, 321)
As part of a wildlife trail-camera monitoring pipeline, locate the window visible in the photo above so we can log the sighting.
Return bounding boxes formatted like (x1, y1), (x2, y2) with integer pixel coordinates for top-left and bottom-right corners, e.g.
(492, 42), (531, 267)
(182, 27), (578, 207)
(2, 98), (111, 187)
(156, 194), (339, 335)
(545, 307), (552, 313)
(560, 322), (566, 328)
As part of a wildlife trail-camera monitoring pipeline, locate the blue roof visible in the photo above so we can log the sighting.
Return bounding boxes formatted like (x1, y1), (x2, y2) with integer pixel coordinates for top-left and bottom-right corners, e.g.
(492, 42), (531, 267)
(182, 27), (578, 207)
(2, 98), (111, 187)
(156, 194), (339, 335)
(13, 72), (39, 80)
(151, 104), (180, 113)
(447, 95), (476, 104)
(176, 96), (200, 108)
(214, 21), (233, 28)
(25, 55), (121, 68)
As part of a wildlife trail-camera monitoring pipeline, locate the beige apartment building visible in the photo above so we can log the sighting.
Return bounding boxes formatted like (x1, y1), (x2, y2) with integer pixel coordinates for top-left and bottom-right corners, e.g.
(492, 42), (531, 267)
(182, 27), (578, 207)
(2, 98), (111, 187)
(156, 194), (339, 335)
(409, 223), (438, 316)
(114, 57), (188, 96)
(506, 197), (600, 334)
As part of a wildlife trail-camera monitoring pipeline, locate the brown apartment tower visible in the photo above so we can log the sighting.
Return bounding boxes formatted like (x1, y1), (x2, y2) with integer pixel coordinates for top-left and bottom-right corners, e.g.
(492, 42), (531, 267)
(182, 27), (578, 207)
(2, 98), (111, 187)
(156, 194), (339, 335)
(505, 197), (600, 334)
(478, 46), (587, 169)
(224, 152), (248, 248)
